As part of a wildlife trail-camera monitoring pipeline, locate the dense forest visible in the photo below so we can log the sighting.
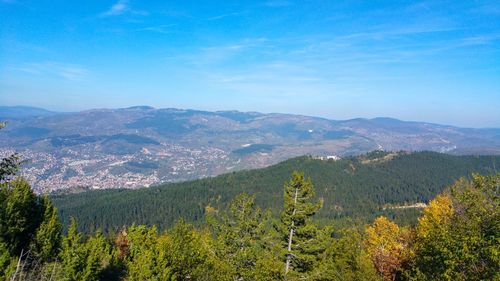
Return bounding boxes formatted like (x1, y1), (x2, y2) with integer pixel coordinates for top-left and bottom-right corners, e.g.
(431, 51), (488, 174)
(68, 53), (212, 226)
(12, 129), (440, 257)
(1, 164), (499, 280)
(52, 151), (500, 232)
(1, 121), (499, 280)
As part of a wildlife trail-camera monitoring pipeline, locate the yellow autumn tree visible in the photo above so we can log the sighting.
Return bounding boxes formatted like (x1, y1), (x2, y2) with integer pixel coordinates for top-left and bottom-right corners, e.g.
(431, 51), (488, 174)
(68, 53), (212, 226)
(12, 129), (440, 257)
(415, 194), (453, 239)
(365, 216), (409, 281)
(406, 175), (499, 280)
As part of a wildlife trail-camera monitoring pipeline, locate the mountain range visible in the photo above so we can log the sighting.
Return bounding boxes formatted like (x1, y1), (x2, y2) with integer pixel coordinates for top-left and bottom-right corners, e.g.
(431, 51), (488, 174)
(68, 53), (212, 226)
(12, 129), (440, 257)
(1, 106), (499, 192)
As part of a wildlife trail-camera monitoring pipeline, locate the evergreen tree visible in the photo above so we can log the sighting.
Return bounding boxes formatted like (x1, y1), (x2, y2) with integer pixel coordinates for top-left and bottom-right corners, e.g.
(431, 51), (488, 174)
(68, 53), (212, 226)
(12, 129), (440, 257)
(1, 178), (44, 256)
(209, 193), (266, 280)
(30, 196), (62, 263)
(0, 242), (15, 280)
(59, 218), (111, 281)
(123, 225), (160, 280)
(83, 230), (111, 281)
(161, 220), (210, 280)
(153, 220), (233, 280)
(60, 218), (85, 281)
(277, 171), (322, 278)
(60, 218), (110, 281)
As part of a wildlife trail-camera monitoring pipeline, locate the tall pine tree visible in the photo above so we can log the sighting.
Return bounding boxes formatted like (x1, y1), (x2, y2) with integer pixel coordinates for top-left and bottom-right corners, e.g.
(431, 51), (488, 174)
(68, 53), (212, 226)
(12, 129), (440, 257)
(208, 193), (267, 279)
(278, 171), (322, 278)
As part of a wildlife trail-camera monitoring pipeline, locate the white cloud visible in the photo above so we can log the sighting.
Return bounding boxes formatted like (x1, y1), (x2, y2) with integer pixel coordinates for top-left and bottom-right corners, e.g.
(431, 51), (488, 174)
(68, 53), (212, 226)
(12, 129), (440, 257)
(14, 62), (89, 81)
(101, 0), (129, 16)
(100, 0), (148, 17)
(134, 24), (176, 34)
(206, 12), (242, 21)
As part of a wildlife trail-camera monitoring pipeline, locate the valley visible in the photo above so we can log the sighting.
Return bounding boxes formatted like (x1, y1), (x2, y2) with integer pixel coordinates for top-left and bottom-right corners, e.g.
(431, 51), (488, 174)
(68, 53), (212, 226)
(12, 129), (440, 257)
(1, 106), (499, 192)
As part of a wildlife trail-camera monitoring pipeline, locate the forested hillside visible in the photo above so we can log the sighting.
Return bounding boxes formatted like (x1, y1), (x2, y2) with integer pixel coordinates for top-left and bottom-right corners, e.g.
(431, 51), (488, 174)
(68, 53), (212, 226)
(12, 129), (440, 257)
(52, 151), (500, 232)
(2, 168), (499, 280)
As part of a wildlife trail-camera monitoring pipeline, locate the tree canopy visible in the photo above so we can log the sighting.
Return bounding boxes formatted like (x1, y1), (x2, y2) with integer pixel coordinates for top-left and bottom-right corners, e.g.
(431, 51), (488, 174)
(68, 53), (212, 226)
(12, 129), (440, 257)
(2, 168), (498, 280)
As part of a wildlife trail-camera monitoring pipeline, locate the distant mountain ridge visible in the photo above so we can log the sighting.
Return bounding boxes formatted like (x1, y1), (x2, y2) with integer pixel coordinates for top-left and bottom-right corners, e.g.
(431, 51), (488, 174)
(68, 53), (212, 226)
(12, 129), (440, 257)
(0, 106), (58, 119)
(0, 106), (499, 192)
(2, 105), (494, 128)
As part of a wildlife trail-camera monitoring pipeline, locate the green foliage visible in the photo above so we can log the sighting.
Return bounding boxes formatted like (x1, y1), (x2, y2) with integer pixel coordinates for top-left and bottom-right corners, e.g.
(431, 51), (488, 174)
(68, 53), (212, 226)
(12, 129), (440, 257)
(0, 178), (44, 256)
(278, 171), (323, 277)
(253, 249), (284, 281)
(0, 124), (65, 279)
(60, 218), (111, 281)
(161, 220), (222, 280)
(0, 242), (16, 280)
(52, 152), (500, 233)
(60, 218), (85, 280)
(0, 152), (498, 281)
(30, 196), (62, 262)
(121, 221), (233, 281)
(208, 193), (267, 280)
(405, 174), (500, 281)
(314, 229), (379, 281)
(0, 179), (62, 280)
(123, 225), (161, 280)
(84, 231), (112, 281)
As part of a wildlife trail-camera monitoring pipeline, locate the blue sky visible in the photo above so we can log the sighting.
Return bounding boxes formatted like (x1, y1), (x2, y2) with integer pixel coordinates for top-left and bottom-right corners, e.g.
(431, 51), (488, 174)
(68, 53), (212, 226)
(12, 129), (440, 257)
(1, 0), (499, 127)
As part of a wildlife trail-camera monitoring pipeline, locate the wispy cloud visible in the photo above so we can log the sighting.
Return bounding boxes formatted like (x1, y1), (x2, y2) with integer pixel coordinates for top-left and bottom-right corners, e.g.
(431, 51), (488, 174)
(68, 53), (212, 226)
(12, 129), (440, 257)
(101, 0), (128, 16)
(336, 25), (458, 41)
(14, 62), (89, 81)
(460, 34), (500, 46)
(100, 0), (147, 17)
(134, 24), (176, 34)
(168, 38), (269, 66)
(206, 12), (242, 21)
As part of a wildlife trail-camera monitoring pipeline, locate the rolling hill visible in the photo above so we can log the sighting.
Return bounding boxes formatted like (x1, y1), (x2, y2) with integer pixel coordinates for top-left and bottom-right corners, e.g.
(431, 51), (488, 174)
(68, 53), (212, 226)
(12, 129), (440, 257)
(52, 151), (500, 233)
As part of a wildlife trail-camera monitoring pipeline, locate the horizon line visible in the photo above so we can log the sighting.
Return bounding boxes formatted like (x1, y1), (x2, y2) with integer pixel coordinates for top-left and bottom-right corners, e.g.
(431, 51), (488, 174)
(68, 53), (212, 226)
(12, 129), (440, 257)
(1, 104), (499, 130)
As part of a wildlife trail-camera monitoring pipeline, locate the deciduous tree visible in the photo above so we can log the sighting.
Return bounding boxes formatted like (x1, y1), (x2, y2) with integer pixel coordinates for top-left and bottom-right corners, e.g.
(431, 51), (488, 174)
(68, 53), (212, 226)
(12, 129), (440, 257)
(407, 174), (500, 281)
(365, 216), (409, 281)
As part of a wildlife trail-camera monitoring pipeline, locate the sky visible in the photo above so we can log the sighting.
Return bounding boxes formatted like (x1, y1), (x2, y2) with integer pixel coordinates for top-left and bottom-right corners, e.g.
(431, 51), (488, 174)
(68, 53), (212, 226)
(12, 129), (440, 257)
(1, 0), (499, 127)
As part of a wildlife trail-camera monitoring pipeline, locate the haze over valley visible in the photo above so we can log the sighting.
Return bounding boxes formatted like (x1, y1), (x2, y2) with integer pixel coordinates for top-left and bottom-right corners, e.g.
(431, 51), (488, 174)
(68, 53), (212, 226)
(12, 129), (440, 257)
(1, 105), (499, 192)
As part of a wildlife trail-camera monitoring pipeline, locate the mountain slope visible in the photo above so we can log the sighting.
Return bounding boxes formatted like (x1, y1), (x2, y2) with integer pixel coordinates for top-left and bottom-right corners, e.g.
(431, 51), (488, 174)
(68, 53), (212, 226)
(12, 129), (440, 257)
(1, 106), (499, 192)
(0, 106), (57, 119)
(52, 151), (500, 232)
